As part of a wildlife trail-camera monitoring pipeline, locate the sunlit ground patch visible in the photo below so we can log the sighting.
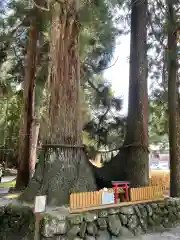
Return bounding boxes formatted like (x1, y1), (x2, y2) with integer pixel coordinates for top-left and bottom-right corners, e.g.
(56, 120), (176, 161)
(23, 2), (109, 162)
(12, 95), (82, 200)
(0, 180), (16, 188)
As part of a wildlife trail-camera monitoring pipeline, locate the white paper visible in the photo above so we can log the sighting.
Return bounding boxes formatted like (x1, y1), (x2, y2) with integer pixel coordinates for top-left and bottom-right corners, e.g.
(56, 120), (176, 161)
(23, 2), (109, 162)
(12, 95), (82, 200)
(34, 195), (47, 213)
(102, 192), (114, 205)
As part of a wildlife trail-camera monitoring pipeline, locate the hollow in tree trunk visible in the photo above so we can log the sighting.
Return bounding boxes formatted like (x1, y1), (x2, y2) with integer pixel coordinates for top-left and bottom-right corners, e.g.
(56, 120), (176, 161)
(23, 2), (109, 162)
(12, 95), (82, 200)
(21, 1), (97, 205)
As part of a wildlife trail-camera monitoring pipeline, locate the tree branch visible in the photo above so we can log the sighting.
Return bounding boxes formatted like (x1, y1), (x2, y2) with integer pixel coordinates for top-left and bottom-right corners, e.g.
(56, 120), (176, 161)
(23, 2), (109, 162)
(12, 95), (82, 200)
(12, 46), (24, 69)
(32, 0), (50, 11)
(84, 57), (119, 73)
(147, 9), (165, 47)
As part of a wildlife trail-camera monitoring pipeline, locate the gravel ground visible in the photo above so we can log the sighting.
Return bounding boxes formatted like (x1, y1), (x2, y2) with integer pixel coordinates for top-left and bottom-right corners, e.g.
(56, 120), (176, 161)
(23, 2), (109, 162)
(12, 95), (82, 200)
(121, 227), (180, 239)
(141, 227), (180, 240)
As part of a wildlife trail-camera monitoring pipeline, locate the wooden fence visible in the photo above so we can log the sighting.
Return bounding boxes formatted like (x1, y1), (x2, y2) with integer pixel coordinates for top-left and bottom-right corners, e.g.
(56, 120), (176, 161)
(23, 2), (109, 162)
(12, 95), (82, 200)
(130, 186), (165, 202)
(149, 171), (170, 190)
(70, 186), (165, 210)
(70, 191), (102, 210)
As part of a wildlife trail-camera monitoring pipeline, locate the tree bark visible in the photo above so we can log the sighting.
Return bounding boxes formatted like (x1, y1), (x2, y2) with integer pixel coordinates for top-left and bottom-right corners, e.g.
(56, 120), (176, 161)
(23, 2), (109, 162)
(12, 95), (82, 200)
(16, 10), (39, 189)
(167, 2), (180, 197)
(29, 118), (40, 178)
(21, 1), (96, 205)
(122, 0), (149, 186)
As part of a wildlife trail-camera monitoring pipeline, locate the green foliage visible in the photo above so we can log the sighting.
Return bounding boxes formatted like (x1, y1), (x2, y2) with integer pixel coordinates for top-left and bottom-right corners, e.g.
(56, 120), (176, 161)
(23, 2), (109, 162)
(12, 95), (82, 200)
(0, 0), (124, 164)
(83, 75), (126, 150)
(0, 87), (22, 165)
(147, 0), (179, 146)
(80, 0), (118, 73)
(149, 98), (168, 144)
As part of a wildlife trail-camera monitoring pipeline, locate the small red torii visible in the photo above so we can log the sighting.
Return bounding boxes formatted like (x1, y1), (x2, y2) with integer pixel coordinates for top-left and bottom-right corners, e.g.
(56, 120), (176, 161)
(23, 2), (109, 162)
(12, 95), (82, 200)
(112, 181), (130, 204)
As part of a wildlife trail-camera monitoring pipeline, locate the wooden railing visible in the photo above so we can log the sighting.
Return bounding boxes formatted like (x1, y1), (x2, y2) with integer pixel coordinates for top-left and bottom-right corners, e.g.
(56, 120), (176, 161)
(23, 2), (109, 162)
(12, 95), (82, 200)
(70, 186), (165, 210)
(130, 186), (165, 202)
(149, 171), (170, 190)
(70, 191), (102, 210)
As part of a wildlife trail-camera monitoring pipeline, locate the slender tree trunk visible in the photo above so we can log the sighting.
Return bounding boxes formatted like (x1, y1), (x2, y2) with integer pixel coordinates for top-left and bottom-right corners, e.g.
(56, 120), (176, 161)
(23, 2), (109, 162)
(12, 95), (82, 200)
(29, 118), (40, 178)
(16, 12), (39, 189)
(21, 1), (96, 205)
(167, 2), (180, 197)
(123, 0), (149, 186)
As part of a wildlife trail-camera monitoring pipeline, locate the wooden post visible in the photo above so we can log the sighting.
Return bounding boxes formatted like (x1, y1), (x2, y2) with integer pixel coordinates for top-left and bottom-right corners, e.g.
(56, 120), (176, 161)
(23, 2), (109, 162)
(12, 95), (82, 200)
(34, 213), (41, 240)
(33, 195), (47, 240)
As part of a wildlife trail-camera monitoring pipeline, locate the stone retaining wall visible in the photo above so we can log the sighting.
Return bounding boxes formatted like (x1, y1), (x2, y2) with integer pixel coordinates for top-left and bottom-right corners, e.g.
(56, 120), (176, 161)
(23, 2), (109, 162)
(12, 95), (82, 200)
(40, 199), (180, 240)
(0, 204), (35, 240)
(1, 198), (180, 239)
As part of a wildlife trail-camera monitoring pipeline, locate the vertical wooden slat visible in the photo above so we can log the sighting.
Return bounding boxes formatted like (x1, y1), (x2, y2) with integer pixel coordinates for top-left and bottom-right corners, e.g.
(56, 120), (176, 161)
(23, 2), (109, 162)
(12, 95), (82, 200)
(143, 187), (145, 200)
(78, 193), (83, 208)
(73, 193), (75, 209)
(144, 187), (146, 199)
(84, 192), (86, 208)
(76, 193), (78, 208)
(82, 192), (84, 208)
(70, 194), (73, 209)
(76, 193), (78, 209)
(78, 193), (80, 208)
(90, 191), (93, 206)
(147, 186), (150, 199)
(84, 193), (86, 207)
(88, 192), (90, 207)
(96, 191), (99, 205)
(147, 187), (149, 199)
(91, 193), (94, 206)
(151, 186), (153, 199)
(144, 187), (146, 200)
(92, 192), (95, 206)
(131, 188), (134, 201)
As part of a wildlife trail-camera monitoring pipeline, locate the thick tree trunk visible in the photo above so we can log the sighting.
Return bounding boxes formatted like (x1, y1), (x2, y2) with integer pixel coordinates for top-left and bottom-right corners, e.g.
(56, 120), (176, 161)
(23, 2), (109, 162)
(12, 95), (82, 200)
(16, 13), (38, 189)
(167, 3), (180, 197)
(122, 0), (149, 186)
(21, 1), (96, 205)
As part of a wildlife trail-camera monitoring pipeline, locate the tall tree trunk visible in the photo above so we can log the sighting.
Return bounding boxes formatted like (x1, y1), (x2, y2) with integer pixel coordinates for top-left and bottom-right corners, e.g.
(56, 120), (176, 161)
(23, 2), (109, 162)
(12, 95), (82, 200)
(82, 0), (149, 189)
(21, 1), (96, 205)
(123, 0), (149, 186)
(29, 118), (40, 178)
(16, 11), (39, 189)
(167, 1), (180, 197)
